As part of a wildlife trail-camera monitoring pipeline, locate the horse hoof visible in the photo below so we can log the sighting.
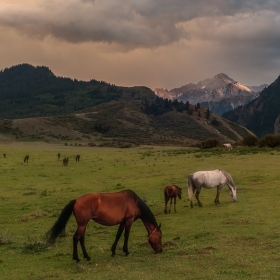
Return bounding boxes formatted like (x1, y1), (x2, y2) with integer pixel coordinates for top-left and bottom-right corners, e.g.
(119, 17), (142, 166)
(126, 253), (131, 257)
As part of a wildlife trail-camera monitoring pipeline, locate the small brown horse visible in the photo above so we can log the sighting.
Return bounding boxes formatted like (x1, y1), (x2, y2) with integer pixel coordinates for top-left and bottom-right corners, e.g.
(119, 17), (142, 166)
(24, 155), (29, 163)
(76, 155), (80, 162)
(164, 185), (182, 214)
(57, 153), (60, 160)
(3, 153), (6, 158)
(62, 157), (68, 166)
(47, 190), (162, 262)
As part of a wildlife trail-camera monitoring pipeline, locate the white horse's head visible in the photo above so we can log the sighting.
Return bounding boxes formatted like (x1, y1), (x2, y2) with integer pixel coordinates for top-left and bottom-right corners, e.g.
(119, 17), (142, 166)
(230, 186), (237, 202)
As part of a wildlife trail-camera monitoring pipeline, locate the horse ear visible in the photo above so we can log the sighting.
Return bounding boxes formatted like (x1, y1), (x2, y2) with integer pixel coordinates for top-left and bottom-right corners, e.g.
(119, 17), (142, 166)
(158, 223), (161, 229)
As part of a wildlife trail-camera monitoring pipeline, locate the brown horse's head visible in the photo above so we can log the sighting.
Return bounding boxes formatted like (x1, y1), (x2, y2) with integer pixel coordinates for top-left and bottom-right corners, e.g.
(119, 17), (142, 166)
(148, 224), (163, 253)
(177, 187), (182, 200)
(173, 185), (182, 200)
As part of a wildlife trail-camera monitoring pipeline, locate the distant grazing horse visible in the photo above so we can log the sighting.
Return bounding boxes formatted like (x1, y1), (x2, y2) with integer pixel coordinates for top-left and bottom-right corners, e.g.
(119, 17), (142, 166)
(62, 157), (68, 166)
(187, 169), (237, 208)
(57, 153), (60, 160)
(164, 185), (182, 214)
(47, 189), (162, 262)
(24, 155), (29, 163)
(223, 143), (233, 151)
(76, 155), (80, 162)
(3, 153), (6, 158)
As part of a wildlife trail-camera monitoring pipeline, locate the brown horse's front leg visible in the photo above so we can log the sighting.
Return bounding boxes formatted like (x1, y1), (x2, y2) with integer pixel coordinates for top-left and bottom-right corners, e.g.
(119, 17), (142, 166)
(164, 199), (169, 214)
(111, 223), (125, 256)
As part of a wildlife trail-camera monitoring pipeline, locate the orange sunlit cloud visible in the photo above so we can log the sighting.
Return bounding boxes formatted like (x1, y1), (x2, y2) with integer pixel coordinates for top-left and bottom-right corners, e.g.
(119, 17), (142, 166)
(0, 0), (279, 89)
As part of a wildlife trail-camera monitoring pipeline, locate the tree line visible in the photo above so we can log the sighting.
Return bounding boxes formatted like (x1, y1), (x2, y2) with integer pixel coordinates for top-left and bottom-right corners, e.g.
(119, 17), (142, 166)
(142, 96), (201, 116)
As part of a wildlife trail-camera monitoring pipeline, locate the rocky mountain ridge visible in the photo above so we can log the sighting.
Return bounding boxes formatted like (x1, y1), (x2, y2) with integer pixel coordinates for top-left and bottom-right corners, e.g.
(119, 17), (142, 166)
(154, 73), (267, 115)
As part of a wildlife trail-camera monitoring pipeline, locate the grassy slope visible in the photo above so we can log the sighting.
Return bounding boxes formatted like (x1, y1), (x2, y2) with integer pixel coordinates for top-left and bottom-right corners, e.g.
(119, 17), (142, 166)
(0, 143), (280, 279)
(0, 101), (252, 146)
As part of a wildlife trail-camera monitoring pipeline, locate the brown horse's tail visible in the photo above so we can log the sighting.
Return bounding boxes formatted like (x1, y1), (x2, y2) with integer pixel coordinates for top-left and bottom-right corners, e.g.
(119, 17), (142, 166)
(187, 175), (195, 205)
(46, 200), (76, 244)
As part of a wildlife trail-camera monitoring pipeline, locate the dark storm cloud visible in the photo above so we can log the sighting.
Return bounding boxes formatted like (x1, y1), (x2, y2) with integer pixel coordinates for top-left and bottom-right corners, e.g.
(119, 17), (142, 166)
(1, 0), (280, 49)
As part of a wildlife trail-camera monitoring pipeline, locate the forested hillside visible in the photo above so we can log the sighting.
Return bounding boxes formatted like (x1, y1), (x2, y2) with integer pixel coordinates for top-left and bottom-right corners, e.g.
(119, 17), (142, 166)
(0, 64), (151, 118)
(223, 76), (280, 137)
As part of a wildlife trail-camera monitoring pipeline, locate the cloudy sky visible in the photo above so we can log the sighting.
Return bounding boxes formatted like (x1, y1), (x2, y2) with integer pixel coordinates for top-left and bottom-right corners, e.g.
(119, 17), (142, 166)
(1, 0), (280, 90)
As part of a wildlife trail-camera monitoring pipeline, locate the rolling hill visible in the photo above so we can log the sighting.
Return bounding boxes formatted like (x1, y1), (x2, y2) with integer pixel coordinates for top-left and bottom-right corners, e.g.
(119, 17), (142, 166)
(0, 64), (253, 146)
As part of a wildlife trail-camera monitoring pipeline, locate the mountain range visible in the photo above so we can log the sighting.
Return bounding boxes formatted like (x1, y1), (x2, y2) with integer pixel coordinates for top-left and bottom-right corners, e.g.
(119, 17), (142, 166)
(154, 73), (267, 116)
(223, 75), (280, 137)
(0, 64), (252, 146)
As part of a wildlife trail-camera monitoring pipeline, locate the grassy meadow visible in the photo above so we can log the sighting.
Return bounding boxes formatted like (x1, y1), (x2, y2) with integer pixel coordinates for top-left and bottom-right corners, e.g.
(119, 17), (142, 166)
(1, 142), (280, 279)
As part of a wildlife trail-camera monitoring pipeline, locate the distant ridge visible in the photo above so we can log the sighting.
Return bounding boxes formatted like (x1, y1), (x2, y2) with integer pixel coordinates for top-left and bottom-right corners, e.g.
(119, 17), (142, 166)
(154, 73), (267, 116)
(0, 64), (253, 146)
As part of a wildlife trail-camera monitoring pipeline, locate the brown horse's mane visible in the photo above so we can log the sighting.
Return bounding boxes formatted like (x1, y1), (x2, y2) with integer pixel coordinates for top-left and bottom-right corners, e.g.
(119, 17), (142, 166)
(128, 190), (158, 227)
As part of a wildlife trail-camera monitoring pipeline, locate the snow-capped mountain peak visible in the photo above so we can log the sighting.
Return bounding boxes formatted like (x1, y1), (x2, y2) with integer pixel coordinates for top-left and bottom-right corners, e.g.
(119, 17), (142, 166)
(154, 73), (267, 115)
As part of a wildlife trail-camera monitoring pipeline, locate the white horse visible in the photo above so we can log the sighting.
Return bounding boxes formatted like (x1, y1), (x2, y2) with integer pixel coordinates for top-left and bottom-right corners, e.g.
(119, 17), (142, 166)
(223, 143), (232, 151)
(187, 169), (237, 208)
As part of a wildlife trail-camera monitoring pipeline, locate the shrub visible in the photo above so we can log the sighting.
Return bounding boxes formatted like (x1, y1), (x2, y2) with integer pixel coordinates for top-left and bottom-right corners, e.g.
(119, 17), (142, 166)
(23, 233), (48, 254)
(210, 118), (220, 126)
(259, 134), (280, 148)
(242, 135), (259, 146)
(88, 142), (96, 147)
(200, 138), (220, 149)
(0, 230), (12, 245)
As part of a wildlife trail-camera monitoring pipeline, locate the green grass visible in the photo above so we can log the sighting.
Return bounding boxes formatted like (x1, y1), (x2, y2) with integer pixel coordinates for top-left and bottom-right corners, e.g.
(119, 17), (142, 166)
(1, 143), (280, 279)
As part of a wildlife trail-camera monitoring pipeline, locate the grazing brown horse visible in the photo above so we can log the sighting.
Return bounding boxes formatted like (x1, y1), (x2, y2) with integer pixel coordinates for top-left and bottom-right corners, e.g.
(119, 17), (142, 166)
(76, 155), (80, 162)
(164, 185), (182, 214)
(3, 153), (6, 158)
(57, 153), (60, 160)
(47, 189), (162, 262)
(24, 155), (29, 163)
(62, 157), (68, 166)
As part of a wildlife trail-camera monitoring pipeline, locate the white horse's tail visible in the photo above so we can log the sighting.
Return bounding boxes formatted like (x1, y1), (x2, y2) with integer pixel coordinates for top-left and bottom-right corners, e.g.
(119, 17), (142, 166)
(187, 174), (195, 207)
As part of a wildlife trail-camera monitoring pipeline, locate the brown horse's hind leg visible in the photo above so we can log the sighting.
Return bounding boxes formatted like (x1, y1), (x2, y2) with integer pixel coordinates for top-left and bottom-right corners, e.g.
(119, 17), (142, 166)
(73, 225), (89, 262)
(111, 223), (125, 256)
(73, 235), (80, 262)
(169, 198), (173, 213)
(80, 236), (91, 261)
